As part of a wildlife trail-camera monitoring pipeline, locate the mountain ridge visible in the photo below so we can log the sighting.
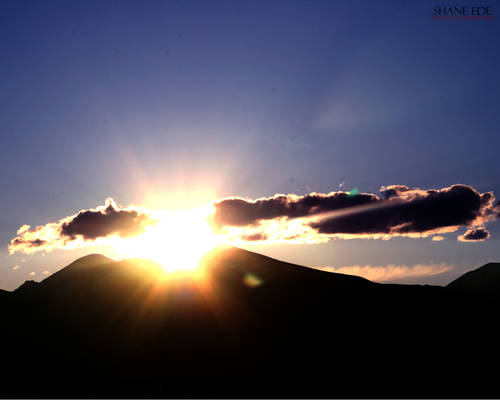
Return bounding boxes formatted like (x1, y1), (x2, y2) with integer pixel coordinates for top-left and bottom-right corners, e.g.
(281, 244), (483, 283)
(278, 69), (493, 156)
(1, 247), (499, 397)
(447, 262), (500, 297)
(6, 248), (498, 294)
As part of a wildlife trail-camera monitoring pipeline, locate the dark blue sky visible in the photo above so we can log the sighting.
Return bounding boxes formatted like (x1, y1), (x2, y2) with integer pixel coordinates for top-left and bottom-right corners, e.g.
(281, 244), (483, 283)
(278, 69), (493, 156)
(1, 0), (499, 289)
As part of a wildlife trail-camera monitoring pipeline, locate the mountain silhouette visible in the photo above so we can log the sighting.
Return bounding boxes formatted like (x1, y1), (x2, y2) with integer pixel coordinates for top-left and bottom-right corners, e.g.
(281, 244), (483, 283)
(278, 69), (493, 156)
(447, 262), (500, 297)
(1, 247), (499, 397)
(14, 279), (40, 293)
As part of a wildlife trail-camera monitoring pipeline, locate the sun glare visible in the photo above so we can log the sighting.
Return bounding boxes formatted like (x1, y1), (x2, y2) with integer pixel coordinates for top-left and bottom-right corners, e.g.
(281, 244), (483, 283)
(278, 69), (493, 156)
(114, 205), (221, 273)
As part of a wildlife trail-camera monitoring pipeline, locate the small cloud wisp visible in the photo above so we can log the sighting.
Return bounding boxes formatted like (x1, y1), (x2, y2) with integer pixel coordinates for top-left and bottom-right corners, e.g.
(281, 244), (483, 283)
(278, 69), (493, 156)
(314, 263), (454, 283)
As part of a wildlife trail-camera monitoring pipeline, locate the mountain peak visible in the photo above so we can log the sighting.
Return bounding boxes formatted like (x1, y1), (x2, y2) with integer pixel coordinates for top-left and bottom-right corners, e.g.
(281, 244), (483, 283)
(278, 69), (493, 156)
(14, 280), (40, 293)
(35, 253), (115, 289)
(447, 262), (500, 297)
(52, 253), (114, 273)
(72, 253), (114, 264)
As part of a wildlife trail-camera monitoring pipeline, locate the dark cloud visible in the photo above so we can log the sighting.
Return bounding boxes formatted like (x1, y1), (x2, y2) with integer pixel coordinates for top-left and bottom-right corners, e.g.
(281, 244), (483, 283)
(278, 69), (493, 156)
(458, 228), (490, 242)
(311, 185), (488, 236)
(61, 201), (154, 240)
(9, 199), (158, 254)
(212, 184), (497, 242)
(211, 192), (379, 228)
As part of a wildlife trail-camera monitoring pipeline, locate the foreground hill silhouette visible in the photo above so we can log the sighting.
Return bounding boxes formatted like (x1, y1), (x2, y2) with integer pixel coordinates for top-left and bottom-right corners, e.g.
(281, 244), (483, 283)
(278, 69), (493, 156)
(447, 262), (500, 297)
(2, 247), (499, 397)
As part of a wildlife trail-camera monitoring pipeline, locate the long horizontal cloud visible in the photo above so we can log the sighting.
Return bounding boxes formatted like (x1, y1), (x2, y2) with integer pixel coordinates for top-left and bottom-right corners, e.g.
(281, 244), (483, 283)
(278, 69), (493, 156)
(314, 263), (454, 283)
(212, 184), (498, 243)
(310, 185), (493, 237)
(211, 191), (378, 227)
(9, 199), (157, 254)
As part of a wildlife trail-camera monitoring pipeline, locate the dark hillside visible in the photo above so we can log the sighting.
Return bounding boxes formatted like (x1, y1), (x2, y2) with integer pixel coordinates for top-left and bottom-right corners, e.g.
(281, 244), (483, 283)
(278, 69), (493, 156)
(447, 262), (500, 297)
(1, 247), (499, 397)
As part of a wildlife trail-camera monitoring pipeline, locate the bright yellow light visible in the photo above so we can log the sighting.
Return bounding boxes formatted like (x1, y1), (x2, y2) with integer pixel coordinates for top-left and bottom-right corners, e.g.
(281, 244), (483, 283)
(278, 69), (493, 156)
(114, 205), (221, 273)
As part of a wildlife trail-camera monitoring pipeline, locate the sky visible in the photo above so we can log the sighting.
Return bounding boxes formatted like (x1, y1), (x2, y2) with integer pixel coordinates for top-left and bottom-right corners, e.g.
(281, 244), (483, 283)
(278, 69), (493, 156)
(1, 0), (499, 290)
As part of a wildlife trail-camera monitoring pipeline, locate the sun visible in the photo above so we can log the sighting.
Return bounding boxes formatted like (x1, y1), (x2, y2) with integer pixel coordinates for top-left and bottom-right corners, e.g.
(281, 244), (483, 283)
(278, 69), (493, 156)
(115, 205), (222, 273)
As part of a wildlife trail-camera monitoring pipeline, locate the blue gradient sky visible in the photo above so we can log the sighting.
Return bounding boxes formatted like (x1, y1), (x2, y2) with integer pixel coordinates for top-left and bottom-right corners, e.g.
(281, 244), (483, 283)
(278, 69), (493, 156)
(1, 0), (499, 289)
